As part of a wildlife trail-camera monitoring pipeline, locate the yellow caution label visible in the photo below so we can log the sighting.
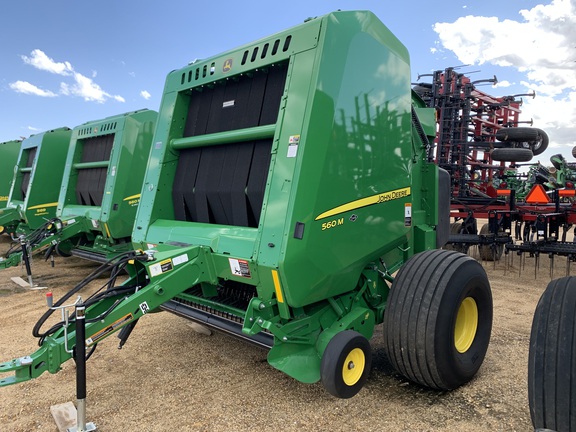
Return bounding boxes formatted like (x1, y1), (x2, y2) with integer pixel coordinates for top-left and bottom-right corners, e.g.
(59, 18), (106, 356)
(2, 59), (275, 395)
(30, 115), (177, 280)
(86, 313), (133, 346)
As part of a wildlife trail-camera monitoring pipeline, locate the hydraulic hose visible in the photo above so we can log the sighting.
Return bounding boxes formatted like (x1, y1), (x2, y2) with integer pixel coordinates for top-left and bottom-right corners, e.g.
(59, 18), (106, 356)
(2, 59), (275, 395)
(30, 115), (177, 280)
(32, 250), (140, 345)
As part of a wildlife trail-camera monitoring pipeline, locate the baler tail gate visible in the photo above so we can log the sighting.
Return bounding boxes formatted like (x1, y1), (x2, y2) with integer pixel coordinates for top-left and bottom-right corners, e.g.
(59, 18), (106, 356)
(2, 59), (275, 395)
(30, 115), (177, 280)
(0, 246), (215, 387)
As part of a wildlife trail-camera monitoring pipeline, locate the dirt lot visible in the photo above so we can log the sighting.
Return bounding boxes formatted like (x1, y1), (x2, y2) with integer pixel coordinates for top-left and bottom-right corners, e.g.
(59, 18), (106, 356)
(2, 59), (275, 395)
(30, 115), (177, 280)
(0, 234), (558, 431)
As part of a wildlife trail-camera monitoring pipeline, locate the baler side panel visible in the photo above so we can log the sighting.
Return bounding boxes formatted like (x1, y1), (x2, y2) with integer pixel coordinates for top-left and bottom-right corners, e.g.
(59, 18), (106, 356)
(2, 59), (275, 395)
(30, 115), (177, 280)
(105, 112), (157, 238)
(277, 14), (415, 307)
(15, 128), (72, 229)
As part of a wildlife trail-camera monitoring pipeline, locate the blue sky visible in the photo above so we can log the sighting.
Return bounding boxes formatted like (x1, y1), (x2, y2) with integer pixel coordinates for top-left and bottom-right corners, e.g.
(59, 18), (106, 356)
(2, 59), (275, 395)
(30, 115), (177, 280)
(1, 0), (574, 163)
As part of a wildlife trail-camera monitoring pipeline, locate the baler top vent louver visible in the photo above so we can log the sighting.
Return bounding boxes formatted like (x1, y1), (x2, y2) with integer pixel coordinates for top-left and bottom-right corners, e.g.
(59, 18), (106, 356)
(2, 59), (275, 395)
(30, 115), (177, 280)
(77, 122), (118, 137)
(180, 35), (292, 85)
(241, 35), (292, 66)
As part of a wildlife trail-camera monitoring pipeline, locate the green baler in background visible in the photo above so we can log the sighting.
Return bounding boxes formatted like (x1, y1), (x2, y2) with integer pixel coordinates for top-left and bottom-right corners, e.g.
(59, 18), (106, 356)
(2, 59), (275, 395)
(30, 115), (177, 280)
(51, 109), (157, 260)
(0, 140), (22, 216)
(0, 109), (157, 269)
(0, 128), (71, 238)
(1, 11), (492, 402)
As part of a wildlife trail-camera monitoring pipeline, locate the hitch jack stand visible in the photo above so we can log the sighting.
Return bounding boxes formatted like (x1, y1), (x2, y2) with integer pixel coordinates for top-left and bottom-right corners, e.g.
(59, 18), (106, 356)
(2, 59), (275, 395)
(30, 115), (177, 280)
(67, 300), (96, 432)
(20, 235), (34, 287)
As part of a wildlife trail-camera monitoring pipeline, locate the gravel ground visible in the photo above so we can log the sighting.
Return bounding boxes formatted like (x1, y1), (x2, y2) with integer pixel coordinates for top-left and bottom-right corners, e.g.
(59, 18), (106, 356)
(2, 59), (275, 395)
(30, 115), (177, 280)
(0, 235), (556, 431)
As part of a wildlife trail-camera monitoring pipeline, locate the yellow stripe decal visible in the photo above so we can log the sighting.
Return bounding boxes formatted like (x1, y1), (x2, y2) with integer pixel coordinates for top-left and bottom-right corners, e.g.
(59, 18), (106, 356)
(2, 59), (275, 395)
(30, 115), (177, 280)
(271, 270), (284, 303)
(123, 194), (141, 201)
(315, 187), (411, 221)
(27, 202), (58, 210)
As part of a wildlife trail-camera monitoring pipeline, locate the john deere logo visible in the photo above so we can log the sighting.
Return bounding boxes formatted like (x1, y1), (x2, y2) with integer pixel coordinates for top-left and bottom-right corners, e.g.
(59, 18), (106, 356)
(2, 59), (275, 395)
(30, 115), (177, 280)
(223, 59), (233, 72)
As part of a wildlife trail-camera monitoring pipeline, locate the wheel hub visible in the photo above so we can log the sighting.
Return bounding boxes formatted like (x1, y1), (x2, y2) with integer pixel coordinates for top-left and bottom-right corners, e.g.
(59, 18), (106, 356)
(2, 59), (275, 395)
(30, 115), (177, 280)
(342, 348), (365, 386)
(454, 297), (479, 353)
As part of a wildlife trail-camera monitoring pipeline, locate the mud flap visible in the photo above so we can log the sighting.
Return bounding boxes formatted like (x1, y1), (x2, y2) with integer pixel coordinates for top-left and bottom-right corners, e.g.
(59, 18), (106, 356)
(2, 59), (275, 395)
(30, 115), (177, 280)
(267, 342), (321, 384)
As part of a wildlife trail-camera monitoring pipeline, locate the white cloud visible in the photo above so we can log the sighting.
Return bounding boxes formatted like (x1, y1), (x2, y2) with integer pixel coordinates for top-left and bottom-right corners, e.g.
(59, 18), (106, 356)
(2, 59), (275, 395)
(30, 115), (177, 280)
(433, 0), (576, 96)
(140, 90), (151, 100)
(433, 0), (576, 156)
(15, 49), (124, 103)
(21, 49), (72, 76)
(9, 80), (57, 97)
(494, 80), (511, 88)
(59, 72), (124, 103)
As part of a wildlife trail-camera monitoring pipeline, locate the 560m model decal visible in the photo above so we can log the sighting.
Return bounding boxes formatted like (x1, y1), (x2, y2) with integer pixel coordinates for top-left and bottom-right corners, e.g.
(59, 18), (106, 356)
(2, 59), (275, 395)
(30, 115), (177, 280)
(315, 187), (411, 221)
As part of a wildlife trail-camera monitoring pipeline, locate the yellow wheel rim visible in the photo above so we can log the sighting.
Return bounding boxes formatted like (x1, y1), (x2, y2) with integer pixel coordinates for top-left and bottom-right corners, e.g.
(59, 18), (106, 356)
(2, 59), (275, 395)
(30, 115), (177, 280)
(454, 297), (478, 353)
(342, 348), (365, 386)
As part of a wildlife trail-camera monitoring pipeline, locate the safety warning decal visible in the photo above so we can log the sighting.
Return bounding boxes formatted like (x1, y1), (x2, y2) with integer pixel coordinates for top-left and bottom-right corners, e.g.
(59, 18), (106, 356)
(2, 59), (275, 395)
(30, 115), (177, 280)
(149, 258), (174, 277)
(405, 203), (412, 226)
(229, 258), (251, 278)
(86, 313), (133, 346)
(287, 135), (300, 158)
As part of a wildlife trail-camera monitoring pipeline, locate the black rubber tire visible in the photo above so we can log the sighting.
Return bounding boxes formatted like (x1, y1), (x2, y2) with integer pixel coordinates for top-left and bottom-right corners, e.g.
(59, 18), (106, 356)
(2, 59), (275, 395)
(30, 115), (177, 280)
(478, 223), (504, 261)
(531, 129), (549, 156)
(443, 222), (470, 254)
(443, 222), (461, 251)
(572, 146), (576, 159)
(496, 127), (540, 142)
(321, 330), (372, 398)
(383, 249), (492, 390)
(492, 148), (533, 162)
(528, 277), (576, 432)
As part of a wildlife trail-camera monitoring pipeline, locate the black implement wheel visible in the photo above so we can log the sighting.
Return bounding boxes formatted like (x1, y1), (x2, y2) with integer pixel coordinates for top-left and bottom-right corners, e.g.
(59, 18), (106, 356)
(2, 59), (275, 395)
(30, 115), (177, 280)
(321, 330), (372, 398)
(531, 128), (549, 156)
(496, 127), (540, 142)
(443, 222), (469, 254)
(528, 277), (576, 432)
(443, 222), (461, 251)
(383, 249), (492, 390)
(492, 148), (533, 162)
(478, 223), (504, 261)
